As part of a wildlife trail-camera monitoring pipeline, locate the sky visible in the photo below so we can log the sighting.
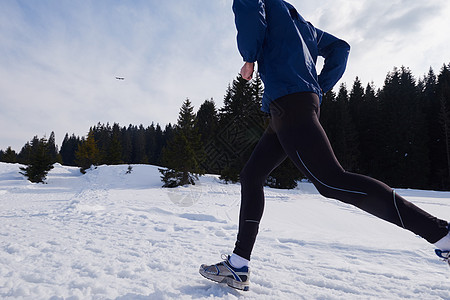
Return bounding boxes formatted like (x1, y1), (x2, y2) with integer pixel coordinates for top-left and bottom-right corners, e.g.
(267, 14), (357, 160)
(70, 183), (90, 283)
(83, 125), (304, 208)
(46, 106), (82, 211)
(1, 0), (449, 151)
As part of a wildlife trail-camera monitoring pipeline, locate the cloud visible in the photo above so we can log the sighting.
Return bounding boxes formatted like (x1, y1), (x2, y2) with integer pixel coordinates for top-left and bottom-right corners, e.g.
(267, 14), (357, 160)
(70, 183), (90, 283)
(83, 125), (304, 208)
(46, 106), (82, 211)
(0, 0), (239, 150)
(306, 0), (450, 88)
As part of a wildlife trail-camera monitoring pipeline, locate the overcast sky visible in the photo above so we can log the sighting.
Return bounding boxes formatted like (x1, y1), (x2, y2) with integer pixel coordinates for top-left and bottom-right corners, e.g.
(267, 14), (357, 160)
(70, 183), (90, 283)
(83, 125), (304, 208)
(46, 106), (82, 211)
(1, 0), (449, 151)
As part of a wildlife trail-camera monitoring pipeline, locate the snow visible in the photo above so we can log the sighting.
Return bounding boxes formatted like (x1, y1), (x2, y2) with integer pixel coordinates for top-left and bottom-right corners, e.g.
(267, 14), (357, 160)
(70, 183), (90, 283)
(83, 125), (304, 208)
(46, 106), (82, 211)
(1, 162), (450, 299)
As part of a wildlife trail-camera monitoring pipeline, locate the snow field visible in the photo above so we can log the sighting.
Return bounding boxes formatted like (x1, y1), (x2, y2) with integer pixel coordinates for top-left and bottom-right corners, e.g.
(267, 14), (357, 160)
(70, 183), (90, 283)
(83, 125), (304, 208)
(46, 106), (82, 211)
(0, 162), (450, 299)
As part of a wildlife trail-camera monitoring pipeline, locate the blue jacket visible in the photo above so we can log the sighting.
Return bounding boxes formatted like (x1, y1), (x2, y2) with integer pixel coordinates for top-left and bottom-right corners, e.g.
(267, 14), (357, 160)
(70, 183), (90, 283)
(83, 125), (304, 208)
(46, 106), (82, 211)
(232, 0), (350, 112)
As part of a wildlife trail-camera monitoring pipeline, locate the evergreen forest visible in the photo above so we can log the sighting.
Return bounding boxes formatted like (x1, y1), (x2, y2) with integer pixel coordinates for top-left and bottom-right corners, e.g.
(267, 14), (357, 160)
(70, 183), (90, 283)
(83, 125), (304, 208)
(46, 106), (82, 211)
(1, 64), (450, 190)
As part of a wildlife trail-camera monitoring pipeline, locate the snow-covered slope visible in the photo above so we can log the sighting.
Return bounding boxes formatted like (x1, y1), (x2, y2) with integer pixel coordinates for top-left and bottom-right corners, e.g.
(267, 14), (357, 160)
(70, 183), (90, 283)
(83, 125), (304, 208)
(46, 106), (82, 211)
(1, 162), (449, 299)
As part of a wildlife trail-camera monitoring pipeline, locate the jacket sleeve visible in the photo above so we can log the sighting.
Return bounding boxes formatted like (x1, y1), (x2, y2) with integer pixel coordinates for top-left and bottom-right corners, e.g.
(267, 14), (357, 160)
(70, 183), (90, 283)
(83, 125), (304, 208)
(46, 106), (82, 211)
(232, 0), (267, 63)
(316, 28), (350, 93)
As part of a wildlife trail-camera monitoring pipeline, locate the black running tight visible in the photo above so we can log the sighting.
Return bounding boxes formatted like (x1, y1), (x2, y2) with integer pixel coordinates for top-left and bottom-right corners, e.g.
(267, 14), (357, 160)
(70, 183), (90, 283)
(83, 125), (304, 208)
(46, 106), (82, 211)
(233, 92), (449, 260)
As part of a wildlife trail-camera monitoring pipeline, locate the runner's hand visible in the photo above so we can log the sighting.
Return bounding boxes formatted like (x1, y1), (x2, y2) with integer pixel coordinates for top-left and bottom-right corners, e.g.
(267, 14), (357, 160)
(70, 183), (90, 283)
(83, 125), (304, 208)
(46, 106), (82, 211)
(240, 62), (254, 81)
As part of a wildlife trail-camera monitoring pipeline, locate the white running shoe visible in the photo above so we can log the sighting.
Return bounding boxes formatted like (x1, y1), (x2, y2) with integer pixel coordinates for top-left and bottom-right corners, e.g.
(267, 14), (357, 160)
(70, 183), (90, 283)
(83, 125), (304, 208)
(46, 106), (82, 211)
(199, 254), (250, 291)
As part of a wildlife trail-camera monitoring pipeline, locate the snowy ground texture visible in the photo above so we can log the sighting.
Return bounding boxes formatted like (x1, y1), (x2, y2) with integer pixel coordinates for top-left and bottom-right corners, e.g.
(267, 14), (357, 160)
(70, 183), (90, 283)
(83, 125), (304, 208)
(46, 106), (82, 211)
(1, 162), (450, 299)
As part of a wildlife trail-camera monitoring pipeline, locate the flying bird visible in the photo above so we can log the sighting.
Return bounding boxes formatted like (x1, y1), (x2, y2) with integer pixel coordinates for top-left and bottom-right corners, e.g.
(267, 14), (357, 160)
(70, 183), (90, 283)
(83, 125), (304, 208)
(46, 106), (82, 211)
(115, 77), (125, 80)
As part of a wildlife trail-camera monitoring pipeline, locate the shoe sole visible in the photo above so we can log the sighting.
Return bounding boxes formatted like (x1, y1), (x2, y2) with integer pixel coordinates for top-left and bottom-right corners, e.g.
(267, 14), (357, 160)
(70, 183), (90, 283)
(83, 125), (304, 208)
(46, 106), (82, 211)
(199, 267), (250, 291)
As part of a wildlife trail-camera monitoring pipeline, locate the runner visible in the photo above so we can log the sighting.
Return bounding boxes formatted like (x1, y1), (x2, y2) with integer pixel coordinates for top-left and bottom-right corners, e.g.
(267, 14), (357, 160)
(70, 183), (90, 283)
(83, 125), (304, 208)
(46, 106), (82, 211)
(199, 0), (450, 291)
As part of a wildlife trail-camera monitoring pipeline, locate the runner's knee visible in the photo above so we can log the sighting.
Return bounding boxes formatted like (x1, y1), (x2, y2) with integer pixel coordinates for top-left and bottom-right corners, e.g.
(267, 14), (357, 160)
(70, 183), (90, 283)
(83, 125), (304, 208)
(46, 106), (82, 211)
(240, 165), (263, 186)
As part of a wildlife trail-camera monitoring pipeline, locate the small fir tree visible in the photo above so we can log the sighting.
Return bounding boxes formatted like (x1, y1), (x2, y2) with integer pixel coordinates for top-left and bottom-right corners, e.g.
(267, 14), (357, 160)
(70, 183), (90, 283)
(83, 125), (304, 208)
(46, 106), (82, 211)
(217, 75), (266, 183)
(1, 147), (17, 163)
(266, 159), (303, 189)
(75, 130), (101, 173)
(19, 136), (56, 183)
(60, 134), (81, 166)
(159, 99), (205, 187)
(106, 124), (123, 165)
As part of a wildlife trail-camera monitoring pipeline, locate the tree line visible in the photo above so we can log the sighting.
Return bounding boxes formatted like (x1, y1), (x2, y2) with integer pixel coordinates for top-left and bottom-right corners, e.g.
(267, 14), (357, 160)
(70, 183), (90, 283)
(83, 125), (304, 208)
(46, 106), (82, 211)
(1, 63), (450, 190)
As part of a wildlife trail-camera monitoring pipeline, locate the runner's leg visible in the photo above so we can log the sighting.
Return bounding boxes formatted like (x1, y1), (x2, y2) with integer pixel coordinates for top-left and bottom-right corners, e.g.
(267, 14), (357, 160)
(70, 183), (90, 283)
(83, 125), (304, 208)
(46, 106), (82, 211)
(270, 92), (448, 243)
(233, 124), (287, 260)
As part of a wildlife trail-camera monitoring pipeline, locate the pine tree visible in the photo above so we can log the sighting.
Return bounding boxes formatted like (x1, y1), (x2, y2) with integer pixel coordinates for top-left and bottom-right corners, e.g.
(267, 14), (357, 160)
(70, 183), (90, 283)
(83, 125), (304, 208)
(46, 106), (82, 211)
(1, 147), (17, 163)
(146, 123), (157, 165)
(75, 130), (101, 173)
(133, 125), (148, 164)
(196, 99), (218, 145)
(377, 67), (429, 188)
(159, 99), (205, 187)
(121, 125), (133, 164)
(19, 136), (56, 183)
(60, 134), (80, 166)
(17, 142), (32, 165)
(153, 124), (164, 165)
(266, 159), (302, 189)
(319, 89), (337, 130)
(195, 99), (219, 173)
(162, 124), (175, 155)
(47, 132), (61, 163)
(339, 80), (362, 172)
(348, 78), (365, 169)
(93, 123), (111, 163)
(217, 75), (266, 182)
(359, 82), (382, 177)
(322, 83), (360, 172)
(252, 73), (264, 103)
(439, 98), (450, 187)
(107, 123), (123, 165)
(437, 64), (450, 188)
